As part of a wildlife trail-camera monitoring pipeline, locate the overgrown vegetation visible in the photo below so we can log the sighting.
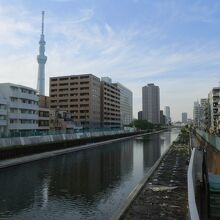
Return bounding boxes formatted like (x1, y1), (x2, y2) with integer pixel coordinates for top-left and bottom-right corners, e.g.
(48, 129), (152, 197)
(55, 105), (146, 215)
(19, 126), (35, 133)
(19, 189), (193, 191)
(173, 127), (190, 145)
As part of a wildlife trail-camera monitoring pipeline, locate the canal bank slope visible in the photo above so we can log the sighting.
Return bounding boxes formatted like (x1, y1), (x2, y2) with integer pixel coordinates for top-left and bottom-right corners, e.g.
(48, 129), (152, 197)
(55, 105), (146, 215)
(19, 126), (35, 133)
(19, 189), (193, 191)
(114, 129), (190, 220)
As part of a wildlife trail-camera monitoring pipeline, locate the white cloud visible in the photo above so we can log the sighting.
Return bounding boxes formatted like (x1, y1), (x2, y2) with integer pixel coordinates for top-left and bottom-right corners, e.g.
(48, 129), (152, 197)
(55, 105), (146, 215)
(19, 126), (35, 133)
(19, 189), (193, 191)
(0, 3), (37, 48)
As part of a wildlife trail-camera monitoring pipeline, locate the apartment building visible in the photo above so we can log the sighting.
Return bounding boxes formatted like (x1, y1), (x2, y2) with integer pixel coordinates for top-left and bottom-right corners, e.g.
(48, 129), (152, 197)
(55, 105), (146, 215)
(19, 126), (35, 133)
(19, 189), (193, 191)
(182, 112), (188, 124)
(200, 98), (208, 130)
(49, 74), (101, 128)
(218, 101), (220, 133)
(38, 95), (50, 132)
(208, 87), (220, 133)
(39, 95), (50, 108)
(164, 106), (171, 125)
(0, 97), (7, 135)
(101, 77), (121, 128)
(160, 110), (166, 125)
(114, 82), (133, 126)
(0, 83), (39, 135)
(193, 101), (201, 128)
(138, 111), (143, 120)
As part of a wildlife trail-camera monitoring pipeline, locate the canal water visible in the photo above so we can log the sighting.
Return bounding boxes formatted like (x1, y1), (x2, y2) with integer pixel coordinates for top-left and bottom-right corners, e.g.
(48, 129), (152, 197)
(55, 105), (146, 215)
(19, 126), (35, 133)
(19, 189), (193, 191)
(0, 129), (179, 220)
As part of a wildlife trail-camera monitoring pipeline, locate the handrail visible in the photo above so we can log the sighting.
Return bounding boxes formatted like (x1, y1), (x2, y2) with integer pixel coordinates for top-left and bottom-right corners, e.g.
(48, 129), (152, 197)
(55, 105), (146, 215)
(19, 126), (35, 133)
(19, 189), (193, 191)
(187, 148), (200, 220)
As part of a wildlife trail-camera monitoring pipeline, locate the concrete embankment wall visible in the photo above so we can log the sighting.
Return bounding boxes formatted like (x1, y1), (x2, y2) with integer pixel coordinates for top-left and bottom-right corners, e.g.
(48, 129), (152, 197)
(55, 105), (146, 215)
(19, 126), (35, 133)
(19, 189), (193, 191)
(0, 130), (152, 160)
(0, 130), (128, 150)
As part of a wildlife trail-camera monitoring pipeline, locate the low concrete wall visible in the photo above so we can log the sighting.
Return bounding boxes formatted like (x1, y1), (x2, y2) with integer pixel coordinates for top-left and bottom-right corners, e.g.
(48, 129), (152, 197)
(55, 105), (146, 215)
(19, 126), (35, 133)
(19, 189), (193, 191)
(196, 129), (220, 174)
(0, 130), (129, 150)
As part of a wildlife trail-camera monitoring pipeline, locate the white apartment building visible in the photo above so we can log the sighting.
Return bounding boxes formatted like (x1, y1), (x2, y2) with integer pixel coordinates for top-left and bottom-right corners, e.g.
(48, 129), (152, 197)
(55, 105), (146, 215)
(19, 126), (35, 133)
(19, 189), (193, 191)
(164, 106), (171, 125)
(0, 97), (8, 135)
(115, 82), (133, 126)
(0, 83), (39, 135)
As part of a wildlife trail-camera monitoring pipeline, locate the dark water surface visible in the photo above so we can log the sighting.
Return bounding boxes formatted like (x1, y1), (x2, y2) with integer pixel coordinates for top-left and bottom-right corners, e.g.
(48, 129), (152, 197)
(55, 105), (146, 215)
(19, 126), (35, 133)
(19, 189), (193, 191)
(0, 129), (179, 220)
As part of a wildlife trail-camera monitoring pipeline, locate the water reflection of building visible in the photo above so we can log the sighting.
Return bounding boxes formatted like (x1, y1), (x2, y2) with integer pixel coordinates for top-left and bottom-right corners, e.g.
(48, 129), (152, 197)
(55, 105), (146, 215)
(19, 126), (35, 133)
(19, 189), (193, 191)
(0, 162), (50, 217)
(120, 140), (133, 174)
(143, 134), (161, 168)
(163, 131), (171, 146)
(0, 140), (135, 218)
(47, 141), (134, 203)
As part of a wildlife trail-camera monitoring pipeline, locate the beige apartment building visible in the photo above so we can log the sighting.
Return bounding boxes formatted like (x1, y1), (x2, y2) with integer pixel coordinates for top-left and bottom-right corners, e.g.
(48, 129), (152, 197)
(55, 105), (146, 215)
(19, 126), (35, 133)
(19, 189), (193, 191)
(101, 77), (121, 128)
(49, 74), (101, 128)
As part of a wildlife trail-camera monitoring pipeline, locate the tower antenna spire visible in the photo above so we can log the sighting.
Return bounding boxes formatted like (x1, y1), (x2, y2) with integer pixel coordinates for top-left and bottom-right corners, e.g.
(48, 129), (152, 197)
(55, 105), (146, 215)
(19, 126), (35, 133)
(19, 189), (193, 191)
(37, 10), (47, 96)
(41, 11), (45, 35)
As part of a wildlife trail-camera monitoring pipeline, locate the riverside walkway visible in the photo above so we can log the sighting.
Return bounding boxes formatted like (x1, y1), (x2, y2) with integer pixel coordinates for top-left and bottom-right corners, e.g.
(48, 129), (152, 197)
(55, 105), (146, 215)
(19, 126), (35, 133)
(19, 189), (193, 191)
(120, 139), (189, 219)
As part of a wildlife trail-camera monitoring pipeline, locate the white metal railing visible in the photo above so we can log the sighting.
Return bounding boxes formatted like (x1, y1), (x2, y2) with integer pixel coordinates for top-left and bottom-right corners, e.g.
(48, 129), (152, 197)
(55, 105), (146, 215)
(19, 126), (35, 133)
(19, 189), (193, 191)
(188, 148), (201, 220)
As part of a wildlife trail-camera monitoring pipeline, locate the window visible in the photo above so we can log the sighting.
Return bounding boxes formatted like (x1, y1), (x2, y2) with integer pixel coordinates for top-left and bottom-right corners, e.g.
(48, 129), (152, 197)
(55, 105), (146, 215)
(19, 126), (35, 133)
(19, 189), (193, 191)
(70, 76), (79, 80)
(59, 77), (68, 81)
(80, 75), (89, 79)
(59, 83), (68, 86)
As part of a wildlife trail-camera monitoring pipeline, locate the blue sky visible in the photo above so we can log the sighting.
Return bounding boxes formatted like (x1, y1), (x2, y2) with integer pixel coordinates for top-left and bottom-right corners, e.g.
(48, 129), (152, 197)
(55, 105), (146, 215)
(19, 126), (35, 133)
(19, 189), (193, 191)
(0, 0), (220, 120)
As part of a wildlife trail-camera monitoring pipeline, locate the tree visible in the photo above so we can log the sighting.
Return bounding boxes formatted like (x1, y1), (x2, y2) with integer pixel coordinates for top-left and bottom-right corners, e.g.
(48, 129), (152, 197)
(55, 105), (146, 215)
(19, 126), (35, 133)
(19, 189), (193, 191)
(130, 119), (155, 130)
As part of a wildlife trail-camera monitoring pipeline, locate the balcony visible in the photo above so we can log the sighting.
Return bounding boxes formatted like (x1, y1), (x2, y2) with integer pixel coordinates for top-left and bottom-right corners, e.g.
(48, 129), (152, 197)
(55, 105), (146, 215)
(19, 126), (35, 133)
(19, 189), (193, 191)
(39, 116), (49, 121)
(9, 123), (38, 130)
(38, 125), (49, 130)
(0, 109), (7, 115)
(0, 98), (7, 105)
(10, 102), (39, 110)
(9, 113), (38, 120)
(0, 120), (7, 126)
(11, 91), (38, 101)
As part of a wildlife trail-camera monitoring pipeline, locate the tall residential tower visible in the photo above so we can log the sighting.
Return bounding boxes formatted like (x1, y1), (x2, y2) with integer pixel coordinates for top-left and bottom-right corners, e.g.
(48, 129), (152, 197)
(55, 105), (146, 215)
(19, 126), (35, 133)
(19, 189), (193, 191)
(142, 83), (160, 124)
(182, 112), (188, 124)
(164, 106), (171, 125)
(37, 11), (47, 96)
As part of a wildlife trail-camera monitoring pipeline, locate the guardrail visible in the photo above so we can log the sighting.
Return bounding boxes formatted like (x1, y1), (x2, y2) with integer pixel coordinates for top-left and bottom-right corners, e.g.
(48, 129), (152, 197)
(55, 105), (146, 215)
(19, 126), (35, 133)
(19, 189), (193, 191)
(188, 147), (202, 220)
